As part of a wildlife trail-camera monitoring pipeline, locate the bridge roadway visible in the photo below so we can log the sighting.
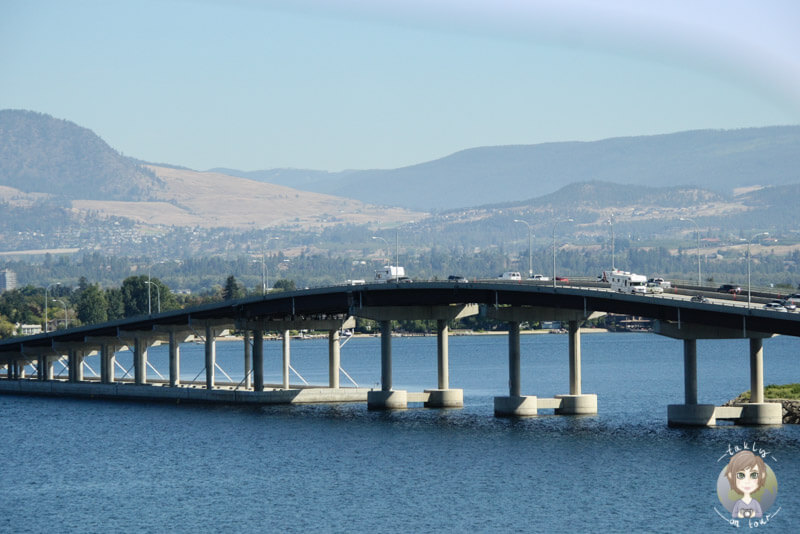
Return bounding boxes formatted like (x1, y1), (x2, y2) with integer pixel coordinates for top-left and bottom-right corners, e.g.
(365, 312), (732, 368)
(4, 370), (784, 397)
(1, 280), (797, 426)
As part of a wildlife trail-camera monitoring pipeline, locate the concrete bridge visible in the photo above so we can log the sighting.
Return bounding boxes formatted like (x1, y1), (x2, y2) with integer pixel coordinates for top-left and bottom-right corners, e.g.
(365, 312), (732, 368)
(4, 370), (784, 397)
(1, 281), (797, 426)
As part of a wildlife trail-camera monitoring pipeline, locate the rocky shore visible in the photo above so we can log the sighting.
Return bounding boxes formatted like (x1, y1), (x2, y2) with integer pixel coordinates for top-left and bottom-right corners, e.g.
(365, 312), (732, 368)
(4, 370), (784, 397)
(724, 393), (800, 424)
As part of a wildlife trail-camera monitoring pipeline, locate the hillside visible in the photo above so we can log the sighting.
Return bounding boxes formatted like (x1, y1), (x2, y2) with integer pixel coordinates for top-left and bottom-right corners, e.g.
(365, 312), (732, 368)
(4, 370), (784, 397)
(0, 110), (163, 201)
(224, 126), (800, 210)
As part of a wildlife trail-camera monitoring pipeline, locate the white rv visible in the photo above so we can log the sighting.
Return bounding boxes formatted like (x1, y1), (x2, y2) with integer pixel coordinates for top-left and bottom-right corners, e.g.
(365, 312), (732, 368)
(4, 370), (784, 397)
(604, 270), (648, 294)
(374, 266), (406, 283)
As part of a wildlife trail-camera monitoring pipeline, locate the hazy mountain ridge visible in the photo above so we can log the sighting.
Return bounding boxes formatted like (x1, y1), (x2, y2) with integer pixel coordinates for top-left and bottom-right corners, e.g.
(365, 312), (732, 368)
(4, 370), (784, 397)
(0, 110), (163, 201)
(221, 126), (800, 210)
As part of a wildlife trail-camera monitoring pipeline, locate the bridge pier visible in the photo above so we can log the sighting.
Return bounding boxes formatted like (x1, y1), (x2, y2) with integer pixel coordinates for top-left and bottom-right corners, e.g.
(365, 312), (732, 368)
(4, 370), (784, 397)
(328, 330), (340, 389)
(654, 321), (782, 426)
(488, 307), (602, 417)
(68, 349), (84, 383)
(243, 331), (252, 390)
(253, 329), (264, 391)
(205, 324), (217, 389)
(100, 343), (117, 384)
(356, 305), (478, 410)
(282, 329), (290, 389)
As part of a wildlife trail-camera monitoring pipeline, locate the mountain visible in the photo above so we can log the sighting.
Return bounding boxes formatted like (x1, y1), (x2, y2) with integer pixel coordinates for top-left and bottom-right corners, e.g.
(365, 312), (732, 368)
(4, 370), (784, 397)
(0, 109), (164, 201)
(224, 126), (800, 210)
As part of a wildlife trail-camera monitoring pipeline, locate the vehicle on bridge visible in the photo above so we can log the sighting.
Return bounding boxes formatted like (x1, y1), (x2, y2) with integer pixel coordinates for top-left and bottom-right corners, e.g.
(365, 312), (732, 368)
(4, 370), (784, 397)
(717, 284), (742, 294)
(499, 271), (522, 281)
(648, 277), (671, 289)
(447, 275), (469, 283)
(374, 266), (406, 283)
(605, 270), (647, 294)
(690, 294), (710, 303)
(529, 274), (550, 281)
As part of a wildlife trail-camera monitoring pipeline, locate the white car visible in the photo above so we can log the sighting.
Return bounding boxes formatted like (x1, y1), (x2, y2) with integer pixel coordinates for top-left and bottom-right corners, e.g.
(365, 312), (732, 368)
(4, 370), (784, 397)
(528, 274), (550, 281)
(499, 272), (522, 281)
(764, 302), (787, 312)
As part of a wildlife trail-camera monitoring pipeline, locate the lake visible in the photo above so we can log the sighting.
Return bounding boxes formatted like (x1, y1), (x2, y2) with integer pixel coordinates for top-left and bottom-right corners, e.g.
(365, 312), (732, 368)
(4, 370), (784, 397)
(1, 332), (797, 532)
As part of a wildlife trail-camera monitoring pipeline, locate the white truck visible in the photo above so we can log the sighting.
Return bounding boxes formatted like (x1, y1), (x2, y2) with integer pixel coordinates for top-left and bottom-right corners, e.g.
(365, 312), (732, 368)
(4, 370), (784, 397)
(499, 271), (522, 281)
(604, 270), (648, 295)
(374, 266), (409, 283)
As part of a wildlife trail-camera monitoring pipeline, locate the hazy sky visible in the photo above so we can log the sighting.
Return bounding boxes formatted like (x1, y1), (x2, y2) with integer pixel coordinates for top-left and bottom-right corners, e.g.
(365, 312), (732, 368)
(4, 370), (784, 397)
(3, 0), (799, 172)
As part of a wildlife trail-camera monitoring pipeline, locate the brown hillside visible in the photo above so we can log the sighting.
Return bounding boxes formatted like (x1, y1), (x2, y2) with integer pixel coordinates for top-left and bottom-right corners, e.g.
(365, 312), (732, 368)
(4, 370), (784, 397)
(72, 166), (422, 229)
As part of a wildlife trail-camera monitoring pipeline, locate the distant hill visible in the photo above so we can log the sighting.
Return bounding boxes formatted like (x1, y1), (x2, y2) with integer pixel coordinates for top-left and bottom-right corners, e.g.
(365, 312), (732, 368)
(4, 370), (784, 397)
(224, 126), (800, 210)
(0, 109), (163, 201)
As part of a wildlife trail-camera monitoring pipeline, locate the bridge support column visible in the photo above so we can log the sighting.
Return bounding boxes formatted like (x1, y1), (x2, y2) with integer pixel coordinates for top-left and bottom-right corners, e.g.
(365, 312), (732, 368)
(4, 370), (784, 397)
(328, 330), (340, 389)
(100, 344), (116, 384)
(494, 321), (537, 416)
(737, 338), (782, 425)
(656, 321), (782, 426)
(169, 331), (180, 387)
(205, 324), (216, 389)
(368, 320), (407, 410)
(425, 319), (464, 408)
(68, 349), (84, 383)
(43, 355), (54, 380)
(243, 331), (252, 390)
(282, 330), (290, 389)
(555, 320), (598, 415)
(134, 338), (148, 385)
(253, 330), (264, 392)
(37, 355), (46, 381)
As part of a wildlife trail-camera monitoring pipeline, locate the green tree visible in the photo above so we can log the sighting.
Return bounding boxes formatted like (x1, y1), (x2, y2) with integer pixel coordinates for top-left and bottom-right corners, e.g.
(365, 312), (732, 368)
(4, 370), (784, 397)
(105, 288), (125, 320)
(223, 275), (244, 300)
(272, 279), (296, 292)
(76, 283), (108, 325)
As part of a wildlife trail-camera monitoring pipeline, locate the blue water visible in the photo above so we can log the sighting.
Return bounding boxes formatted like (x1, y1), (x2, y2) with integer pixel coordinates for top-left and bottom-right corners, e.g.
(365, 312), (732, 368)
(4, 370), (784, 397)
(1, 333), (798, 533)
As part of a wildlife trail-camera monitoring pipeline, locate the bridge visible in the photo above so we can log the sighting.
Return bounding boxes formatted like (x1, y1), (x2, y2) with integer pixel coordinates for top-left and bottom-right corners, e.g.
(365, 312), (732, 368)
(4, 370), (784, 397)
(1, 280), (797, 426)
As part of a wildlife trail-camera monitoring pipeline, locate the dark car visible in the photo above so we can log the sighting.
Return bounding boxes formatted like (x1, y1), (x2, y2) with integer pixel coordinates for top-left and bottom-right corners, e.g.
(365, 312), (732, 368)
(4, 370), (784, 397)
(717, 284), (742, 294)
(447, 275), (469, 283)
(556, 276), (569, 284)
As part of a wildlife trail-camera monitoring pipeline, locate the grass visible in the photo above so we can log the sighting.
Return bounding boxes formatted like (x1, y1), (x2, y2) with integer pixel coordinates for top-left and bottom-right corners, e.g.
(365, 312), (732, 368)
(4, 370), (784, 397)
(737, 384), (800, 401)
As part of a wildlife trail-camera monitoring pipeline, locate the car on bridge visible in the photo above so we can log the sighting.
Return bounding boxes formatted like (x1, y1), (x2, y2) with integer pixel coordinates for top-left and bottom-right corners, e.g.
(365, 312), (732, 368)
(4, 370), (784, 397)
(717, 284), (742, 294)
(764, 301), (788, 312)
(690, 295), (709, 303)
(447, 275), (469, 283)
(528, 274), (550, 281)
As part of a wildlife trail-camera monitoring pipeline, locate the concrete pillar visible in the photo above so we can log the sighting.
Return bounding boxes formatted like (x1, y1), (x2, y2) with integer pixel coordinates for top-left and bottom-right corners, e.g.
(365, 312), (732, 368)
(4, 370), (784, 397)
(367, 320), (408, 410)
(243, 330), (252, 390)
(6, 361), (12, 379)
(134, 338), (147, 385)
(437, 319), (449, 390)
(328, 330), (340, 389)
(100, 344), (116, 384)
(69, 349), (84, 382)
(169, 330), (180, 387)
(684, 339), (698, 405)
(380, 320), (392, 391)
(37, 356), (45, 381)
(282, 330), (290, 389)
(205, 324), (215, 389)
(508, 321), (521, 397)
(568, 320), (581, 395)
(253, 329), (264, 392)
(749, 338), (764, 404)
(44, 355), (54, 381)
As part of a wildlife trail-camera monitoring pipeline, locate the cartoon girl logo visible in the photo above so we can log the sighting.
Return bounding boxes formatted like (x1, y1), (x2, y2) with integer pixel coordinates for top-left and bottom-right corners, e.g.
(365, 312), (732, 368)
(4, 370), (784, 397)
(716, 450), (778, 520)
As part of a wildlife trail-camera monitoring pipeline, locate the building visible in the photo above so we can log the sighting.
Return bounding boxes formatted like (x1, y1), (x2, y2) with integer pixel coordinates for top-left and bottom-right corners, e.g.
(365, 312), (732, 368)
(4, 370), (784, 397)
(0, 270), (17, 292)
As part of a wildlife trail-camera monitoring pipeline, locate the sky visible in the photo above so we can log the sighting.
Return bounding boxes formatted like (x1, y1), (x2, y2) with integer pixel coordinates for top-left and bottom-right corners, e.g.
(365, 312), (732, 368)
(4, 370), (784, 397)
(2, 0), (799, 172)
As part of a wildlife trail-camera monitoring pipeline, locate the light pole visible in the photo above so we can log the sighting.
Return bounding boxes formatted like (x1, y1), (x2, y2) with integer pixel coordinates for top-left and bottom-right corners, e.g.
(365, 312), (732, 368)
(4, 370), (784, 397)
(53, 298), (68, 329)
(262, 237), (280, 294)
(145, 281), (161, 313)
(513, 219), (533, 278)
(747, 232), (769, 308)
(372, 235), (399, 282)
(607, 215), (615, 271)
(44, 282), (59, 333)
(680, 217), (701, 287)
(552, 218), (573, 287)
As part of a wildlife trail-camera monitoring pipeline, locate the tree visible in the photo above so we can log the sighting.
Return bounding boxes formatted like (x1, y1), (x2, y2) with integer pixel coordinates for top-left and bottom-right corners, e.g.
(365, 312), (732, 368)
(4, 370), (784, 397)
(120, 276), (150, 317)
(272, 279), (296, 292)
(223, 275), (244, 300)
(76, 283), (108, 325)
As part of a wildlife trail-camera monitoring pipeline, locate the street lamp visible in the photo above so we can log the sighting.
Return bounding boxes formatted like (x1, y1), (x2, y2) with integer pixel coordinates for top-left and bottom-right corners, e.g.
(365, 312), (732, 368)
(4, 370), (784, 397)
(53, 298), (68, 329)
(552, 218), (574, 287)
(44, 282), (59, 333)
(680, 217), (701, 287)
(372, 234), (399, 282)
(747, 232), (769, 308)
(262, 237), (280, 295)
(513, 219), (534, 278)
(607, 215), (615, 271)
(144, 281), (161, 313)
